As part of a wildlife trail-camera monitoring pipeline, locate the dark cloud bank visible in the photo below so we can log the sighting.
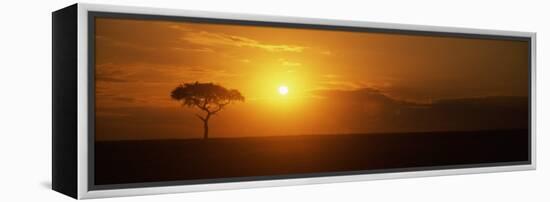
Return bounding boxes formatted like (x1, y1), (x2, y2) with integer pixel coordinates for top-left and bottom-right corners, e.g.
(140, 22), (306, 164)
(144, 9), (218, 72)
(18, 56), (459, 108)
(312, 88), (528, 134)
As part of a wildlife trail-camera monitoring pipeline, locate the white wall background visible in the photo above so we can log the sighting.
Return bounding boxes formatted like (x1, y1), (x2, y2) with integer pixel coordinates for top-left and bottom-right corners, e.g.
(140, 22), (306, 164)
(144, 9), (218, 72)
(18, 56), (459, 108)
(0, 0), (547, 201)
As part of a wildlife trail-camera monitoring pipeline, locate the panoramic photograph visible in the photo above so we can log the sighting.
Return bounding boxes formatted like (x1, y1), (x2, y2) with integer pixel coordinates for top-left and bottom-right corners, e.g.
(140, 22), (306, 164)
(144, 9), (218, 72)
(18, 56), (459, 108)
(93, 17), (530, 186)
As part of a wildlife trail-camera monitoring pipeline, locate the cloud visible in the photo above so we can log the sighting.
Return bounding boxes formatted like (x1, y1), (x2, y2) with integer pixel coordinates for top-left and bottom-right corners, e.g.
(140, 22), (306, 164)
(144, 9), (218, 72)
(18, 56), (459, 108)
(318, 74), (379, 91)
(170, 47), (215, 53)
(168, 24), (193, 32)
(182, 31), (306, 52)
(96, 63), (240, 85)
(322, 74), (341, 78)
(278, 58), (301, 67)
(320, 50), (332, 55)
(96, 76), (128, 83)
(95, 63), (131, 83)
(112, 96), (136, 103)
(95, 62), (243, 110)
(96, 35), (156, 52)
(317, 80), (363, 90)
(310, 88), (528, 133)
(312, 87), (391, 105)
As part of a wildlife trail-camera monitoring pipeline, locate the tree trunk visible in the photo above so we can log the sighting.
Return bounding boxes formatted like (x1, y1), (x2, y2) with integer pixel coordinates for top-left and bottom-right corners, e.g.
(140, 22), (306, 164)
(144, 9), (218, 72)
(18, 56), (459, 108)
(202, 113), (211, 139)
(203, 119), (209, 139)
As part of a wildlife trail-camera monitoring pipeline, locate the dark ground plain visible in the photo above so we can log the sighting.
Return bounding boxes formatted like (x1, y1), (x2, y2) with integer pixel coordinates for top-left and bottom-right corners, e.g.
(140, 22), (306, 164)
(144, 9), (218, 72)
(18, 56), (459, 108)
(95, 129), (528, 185)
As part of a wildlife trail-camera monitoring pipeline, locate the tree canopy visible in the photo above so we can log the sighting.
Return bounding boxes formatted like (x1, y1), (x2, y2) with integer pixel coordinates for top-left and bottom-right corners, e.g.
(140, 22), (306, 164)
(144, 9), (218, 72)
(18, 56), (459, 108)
(171, 82), (244, 139)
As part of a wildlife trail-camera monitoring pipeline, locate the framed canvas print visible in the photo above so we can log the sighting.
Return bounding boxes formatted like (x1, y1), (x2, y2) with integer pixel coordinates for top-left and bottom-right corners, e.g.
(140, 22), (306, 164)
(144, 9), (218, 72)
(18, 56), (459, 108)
(52, 3), (536, 199)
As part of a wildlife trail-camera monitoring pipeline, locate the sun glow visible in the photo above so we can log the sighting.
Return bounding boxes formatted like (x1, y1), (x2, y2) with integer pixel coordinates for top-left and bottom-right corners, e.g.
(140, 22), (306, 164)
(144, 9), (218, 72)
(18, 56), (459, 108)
(278, 85), (289, 95)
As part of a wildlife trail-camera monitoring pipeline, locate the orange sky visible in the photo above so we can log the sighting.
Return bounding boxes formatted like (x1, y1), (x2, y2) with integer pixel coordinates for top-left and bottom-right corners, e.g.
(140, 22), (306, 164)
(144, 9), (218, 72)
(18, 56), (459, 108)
(94, 17), (529, 141)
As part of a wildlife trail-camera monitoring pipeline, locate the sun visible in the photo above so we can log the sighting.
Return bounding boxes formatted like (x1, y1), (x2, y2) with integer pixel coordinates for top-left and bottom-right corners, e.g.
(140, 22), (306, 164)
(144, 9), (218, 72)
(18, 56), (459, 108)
(278, 85), (289, 95)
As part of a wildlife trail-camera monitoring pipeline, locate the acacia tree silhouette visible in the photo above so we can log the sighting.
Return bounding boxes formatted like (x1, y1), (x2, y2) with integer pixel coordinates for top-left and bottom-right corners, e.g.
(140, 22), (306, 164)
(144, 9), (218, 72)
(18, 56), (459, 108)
(171, 82), (244, 139)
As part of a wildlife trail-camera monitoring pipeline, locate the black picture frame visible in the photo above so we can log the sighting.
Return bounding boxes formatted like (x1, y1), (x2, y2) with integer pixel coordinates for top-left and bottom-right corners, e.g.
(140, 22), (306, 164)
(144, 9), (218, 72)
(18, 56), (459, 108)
(52, 3), (536, 199)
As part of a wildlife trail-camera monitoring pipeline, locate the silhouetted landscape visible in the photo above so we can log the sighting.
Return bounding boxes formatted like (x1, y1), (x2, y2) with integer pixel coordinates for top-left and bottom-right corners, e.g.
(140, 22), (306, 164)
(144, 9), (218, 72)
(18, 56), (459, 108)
(93, 17), (530, 186)
(95, 129), (528, 185)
